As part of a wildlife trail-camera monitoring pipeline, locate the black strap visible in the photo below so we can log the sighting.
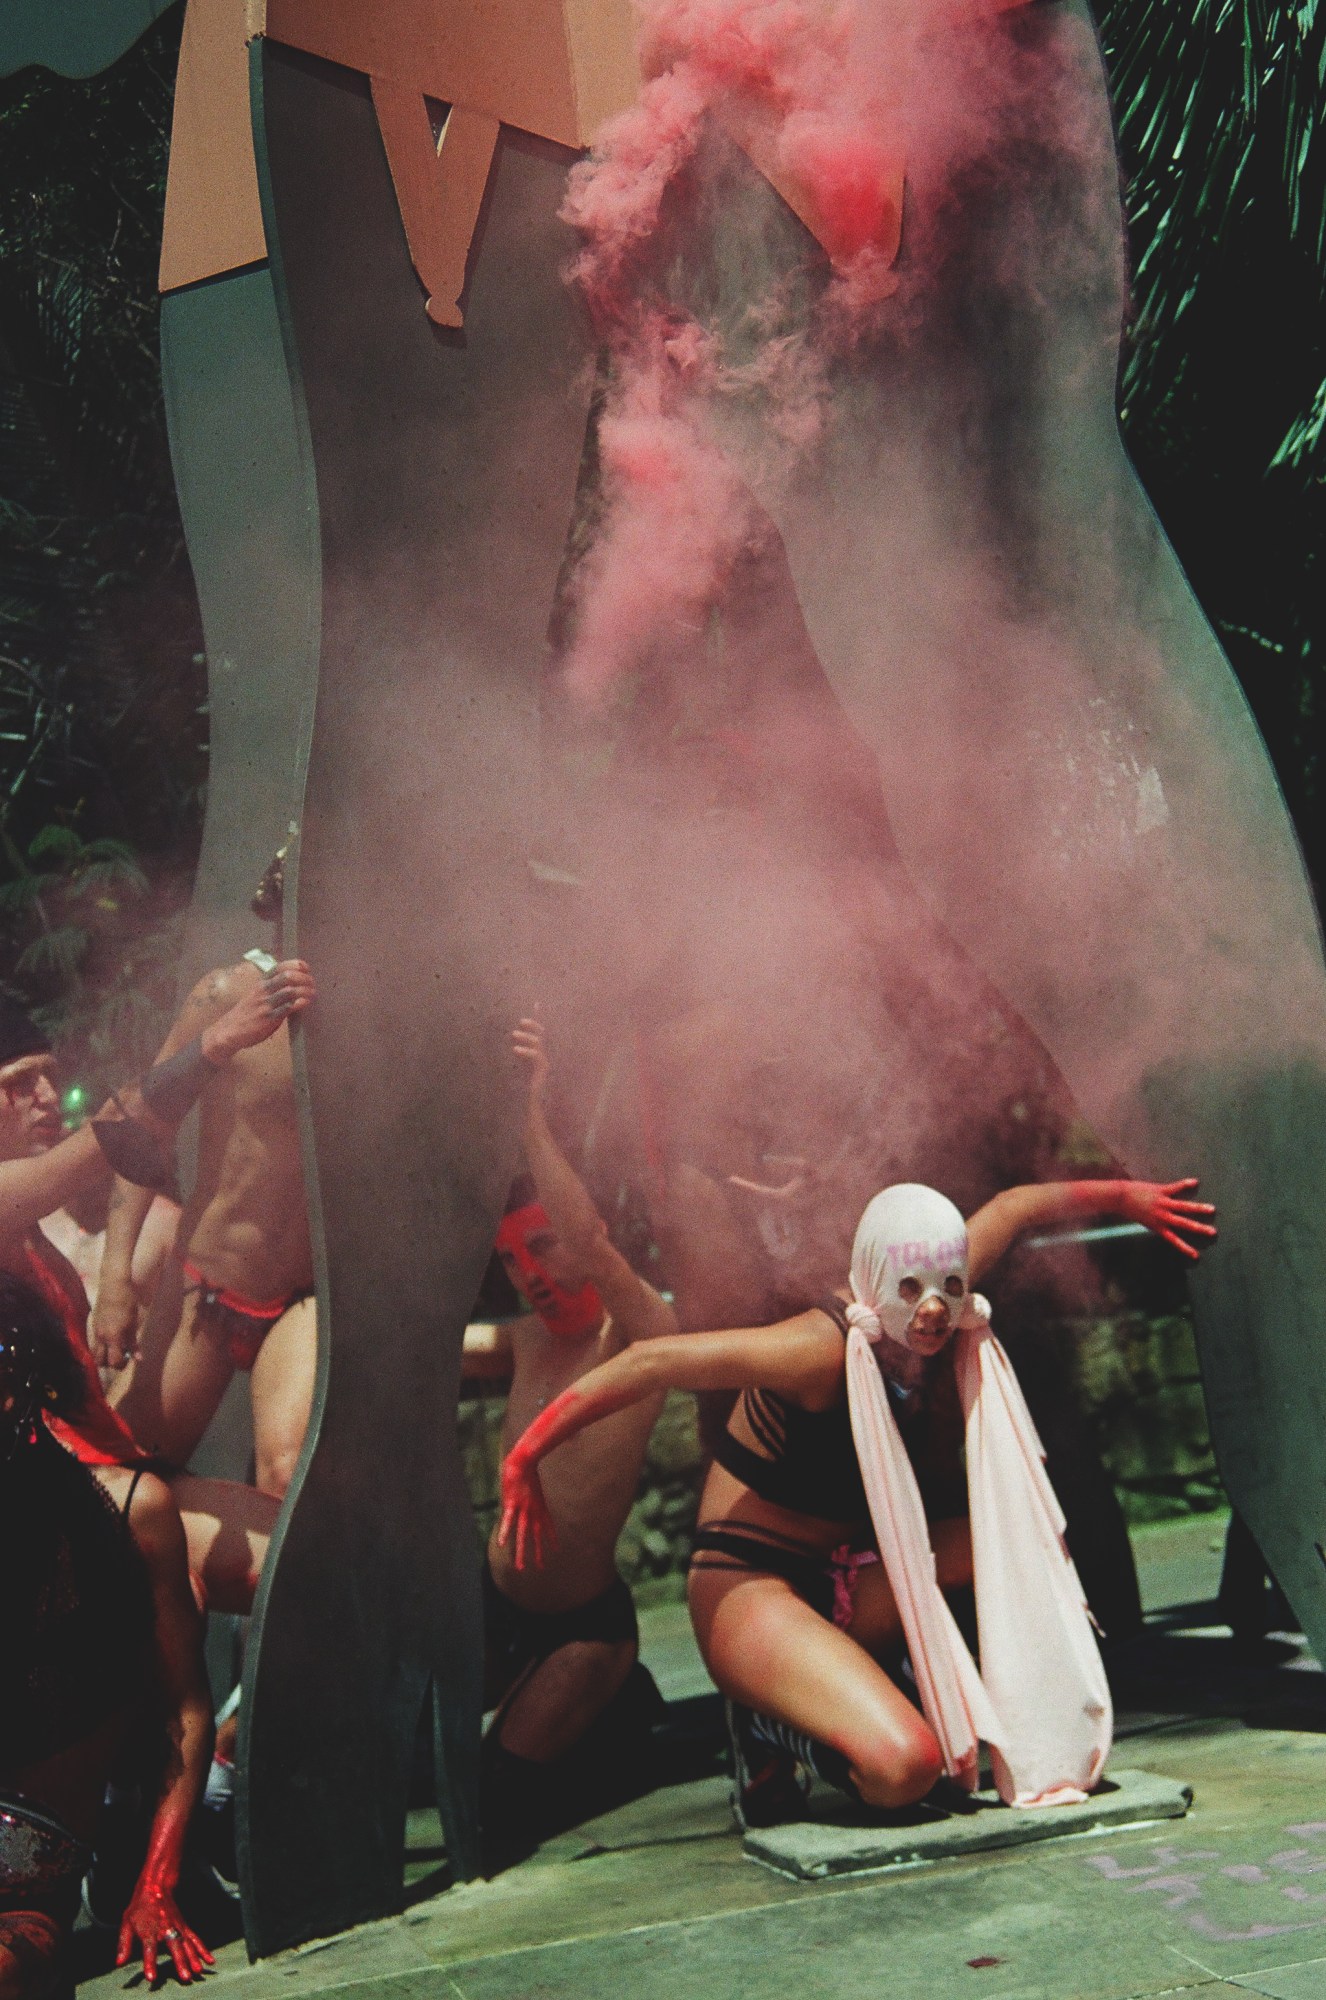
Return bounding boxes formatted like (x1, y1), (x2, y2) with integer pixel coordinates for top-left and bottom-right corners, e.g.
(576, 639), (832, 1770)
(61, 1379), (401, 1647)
(814, 1294), (852, 1339)
(91, 1115), (171, 1190)
(139, 1035), (212, 1123)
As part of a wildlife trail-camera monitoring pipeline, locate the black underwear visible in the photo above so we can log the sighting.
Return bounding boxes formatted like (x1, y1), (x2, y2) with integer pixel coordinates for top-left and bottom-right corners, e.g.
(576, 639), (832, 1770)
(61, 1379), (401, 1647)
(482, 1558), (639, 1699)
(689, 1525), (839, 1624)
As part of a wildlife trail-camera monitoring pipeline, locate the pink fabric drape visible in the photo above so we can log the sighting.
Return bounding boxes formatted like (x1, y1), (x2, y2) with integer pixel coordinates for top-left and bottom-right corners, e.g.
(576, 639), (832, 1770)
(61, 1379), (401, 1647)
(845, 1303), (1112, 1806)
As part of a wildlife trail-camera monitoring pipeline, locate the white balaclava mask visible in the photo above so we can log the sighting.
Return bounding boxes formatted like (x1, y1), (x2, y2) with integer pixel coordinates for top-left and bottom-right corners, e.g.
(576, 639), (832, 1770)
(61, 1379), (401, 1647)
(847, 1183), (971, 1352)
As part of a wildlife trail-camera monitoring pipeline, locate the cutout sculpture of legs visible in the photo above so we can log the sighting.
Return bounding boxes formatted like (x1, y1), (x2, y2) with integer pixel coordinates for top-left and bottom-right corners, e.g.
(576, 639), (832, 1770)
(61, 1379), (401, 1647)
(240, 45), (603, 1951)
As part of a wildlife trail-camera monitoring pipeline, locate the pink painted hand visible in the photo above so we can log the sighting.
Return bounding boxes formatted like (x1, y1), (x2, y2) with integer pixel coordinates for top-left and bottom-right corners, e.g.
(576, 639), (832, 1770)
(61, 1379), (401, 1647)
(1118, 1178), (1218, 1259)
(498, 1447), (559, 1572)
(117, 1876), (213, 1987)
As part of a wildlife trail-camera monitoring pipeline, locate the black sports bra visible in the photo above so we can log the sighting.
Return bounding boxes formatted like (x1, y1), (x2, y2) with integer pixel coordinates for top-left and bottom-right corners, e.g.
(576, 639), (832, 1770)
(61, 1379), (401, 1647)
(711, 1296), (965, 1523)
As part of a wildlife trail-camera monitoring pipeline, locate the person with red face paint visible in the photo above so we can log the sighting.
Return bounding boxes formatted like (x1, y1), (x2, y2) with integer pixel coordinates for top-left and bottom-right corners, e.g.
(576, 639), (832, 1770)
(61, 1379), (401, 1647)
(498, 1172), (1216, 1831)
(465, 1017), (677, 1854)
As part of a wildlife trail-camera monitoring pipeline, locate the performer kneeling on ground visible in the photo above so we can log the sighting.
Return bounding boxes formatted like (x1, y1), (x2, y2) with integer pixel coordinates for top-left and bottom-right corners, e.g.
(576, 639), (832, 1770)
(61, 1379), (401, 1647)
(500, 1174), (1215, 1828)
(464, 1017), (677, 1850)
(1, 1275), (213, 1995)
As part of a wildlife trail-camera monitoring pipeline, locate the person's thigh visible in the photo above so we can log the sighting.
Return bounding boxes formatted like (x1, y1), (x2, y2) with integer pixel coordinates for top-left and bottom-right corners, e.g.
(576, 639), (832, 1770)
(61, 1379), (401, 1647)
(689, 1565), (941, 1802)
(250, 1296), (317, 1499)
(494, 1636), (638, 1762)
(173, 1473), (279, 1615)
(113, 1273), (235, 1467)
(846, 1517), (973, 1655)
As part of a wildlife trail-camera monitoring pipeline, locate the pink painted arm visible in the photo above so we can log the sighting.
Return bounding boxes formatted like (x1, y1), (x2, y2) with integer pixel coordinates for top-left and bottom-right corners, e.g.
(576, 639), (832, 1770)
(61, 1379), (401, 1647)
(968, 1177), (1217, 1281)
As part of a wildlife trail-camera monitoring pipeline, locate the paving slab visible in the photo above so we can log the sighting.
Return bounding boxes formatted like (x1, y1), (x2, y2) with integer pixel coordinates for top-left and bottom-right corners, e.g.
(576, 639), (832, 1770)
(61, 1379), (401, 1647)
(1231, 1959), (1326, 1998)
(743, 1768), (1194, 1881)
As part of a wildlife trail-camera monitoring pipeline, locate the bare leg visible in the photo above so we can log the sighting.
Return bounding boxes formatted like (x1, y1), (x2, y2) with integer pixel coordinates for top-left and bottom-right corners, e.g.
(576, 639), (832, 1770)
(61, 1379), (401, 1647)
(493, 1638), (637, 1763)
(689, 1567), (944, 1808)
(845, 1517), (973, 1657)
(172, 1473), (278, 1616)
(112, 1264), (236, 1469)
(250, 1295), (317, 1499)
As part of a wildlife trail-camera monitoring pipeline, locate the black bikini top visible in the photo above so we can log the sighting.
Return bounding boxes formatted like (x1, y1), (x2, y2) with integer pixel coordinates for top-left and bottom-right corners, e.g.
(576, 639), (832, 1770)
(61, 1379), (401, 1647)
(711, 1295), (963, 1523)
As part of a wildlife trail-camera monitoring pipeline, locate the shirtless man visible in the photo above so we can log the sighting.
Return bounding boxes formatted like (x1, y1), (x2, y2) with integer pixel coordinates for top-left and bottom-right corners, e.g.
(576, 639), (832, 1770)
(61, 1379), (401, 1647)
(95, 853), (316, 1500)
(465, 1017), (677, 1846)
(0, 972), (312, 1613)
(41, 1185), (180, 1323)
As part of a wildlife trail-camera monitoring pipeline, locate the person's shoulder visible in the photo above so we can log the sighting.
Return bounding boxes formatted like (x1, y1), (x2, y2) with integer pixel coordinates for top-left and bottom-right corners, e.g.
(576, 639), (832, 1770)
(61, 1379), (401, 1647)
(181, 960), (262, 1019)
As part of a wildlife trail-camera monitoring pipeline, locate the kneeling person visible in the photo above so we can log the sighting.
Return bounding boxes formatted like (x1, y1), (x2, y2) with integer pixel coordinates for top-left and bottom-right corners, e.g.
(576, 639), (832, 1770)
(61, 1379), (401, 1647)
(467, 1019), (676, 1846)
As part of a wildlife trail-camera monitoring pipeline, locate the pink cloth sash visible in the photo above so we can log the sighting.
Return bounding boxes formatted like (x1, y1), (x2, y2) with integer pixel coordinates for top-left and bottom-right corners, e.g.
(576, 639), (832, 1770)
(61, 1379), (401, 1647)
(845, 1303), (1112, 1806)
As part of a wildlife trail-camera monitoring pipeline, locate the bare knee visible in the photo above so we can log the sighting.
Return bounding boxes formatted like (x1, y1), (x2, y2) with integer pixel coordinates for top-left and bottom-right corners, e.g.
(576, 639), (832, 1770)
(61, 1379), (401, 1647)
(851, 1723), (944, 1810)
(498, 1638), (637, 1761)
(255, 1440), (300, 1501)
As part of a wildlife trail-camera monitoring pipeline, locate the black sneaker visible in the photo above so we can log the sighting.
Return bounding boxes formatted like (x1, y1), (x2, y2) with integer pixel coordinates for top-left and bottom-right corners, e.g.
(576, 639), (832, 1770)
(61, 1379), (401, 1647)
(724, 1701), (810, 1833)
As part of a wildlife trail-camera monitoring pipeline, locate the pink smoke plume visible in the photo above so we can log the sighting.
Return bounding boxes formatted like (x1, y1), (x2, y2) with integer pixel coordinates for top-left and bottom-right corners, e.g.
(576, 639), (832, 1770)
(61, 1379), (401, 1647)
(558, 0), (1020, 701)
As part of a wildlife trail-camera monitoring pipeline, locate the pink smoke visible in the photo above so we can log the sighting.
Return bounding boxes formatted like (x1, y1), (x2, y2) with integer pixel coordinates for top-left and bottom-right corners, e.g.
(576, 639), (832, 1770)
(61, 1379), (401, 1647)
(558, 0), (951, 699)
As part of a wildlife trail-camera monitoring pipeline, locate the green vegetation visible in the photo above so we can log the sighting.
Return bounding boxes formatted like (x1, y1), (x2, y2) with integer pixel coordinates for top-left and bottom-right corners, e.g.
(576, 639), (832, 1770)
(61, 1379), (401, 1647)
(1, 9), (199, 1086)
(1098, 0), (1326, 887)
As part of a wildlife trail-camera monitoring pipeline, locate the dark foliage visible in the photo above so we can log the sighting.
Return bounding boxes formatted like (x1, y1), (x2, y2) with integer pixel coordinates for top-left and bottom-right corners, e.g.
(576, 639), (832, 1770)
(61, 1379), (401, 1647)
(0, 9), (202, 1083)
(1098, 0), (1326, 895)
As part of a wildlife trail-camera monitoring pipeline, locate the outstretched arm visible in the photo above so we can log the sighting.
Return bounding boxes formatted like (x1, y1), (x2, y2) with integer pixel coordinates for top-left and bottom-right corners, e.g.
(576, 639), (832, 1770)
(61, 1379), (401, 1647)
(0, 960), (314, 1240)
(967, 1177), (1216, 1284)
(498, 1309), (844, 1569)
(513, 1016), (675, 1344)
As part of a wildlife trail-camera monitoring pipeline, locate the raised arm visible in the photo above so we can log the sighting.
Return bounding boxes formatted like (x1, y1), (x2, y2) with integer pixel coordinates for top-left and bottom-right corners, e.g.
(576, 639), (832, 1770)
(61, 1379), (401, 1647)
(967, 1176), (1216, 1284)
(513, 1016), (675, 1344)
(498, 1309), (842, 1568)
(0, 960), (314, 1240)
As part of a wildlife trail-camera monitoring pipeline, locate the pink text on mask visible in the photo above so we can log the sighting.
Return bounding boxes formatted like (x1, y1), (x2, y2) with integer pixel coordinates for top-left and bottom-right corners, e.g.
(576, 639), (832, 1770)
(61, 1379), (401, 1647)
(885, 1238), (966, 1273)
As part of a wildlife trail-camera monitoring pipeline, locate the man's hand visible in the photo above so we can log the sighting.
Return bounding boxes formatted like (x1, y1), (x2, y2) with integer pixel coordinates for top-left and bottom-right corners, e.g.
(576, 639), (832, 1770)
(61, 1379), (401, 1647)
(512, 1015), (550, 1107)
(90, 1277), (140, 1370)
(200, 960), (315, 1063)
(1118, 1178), (1217, 1259)
(497, 1448), (558, 1571)
(117, 1877), (213, 1987)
